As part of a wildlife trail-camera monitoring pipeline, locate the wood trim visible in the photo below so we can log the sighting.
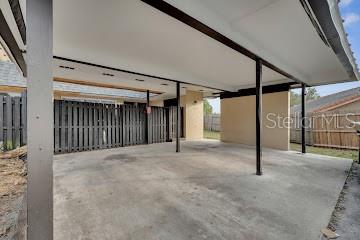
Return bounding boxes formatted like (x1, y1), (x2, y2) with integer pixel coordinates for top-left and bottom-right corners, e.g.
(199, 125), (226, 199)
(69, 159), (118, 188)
(141, 0), (304, 85)
(53, 90), (129, 102)
(0, 85), (146, 102)
(0, 85), (25, 93)
(53, 77), (163, 94)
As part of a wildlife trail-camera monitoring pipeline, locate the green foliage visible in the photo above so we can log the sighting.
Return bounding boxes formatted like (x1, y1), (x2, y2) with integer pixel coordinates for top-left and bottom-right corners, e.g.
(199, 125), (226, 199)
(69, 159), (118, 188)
(290, 143), (358, 161)
(290, 91), (301, 107)
(6, 141), (13, 151)
(306, 87), (320, 100)
(203, 99), (213, 115)
(204, 130), (220, 140)
(290, 87), (320, 107)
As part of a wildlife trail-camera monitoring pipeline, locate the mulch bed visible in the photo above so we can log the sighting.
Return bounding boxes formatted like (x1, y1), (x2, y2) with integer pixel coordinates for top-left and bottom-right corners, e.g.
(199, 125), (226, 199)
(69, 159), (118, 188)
(0, 147), (27, 239)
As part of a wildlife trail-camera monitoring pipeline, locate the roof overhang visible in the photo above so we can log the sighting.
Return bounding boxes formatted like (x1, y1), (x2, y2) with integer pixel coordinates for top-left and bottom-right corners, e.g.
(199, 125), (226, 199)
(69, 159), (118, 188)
(0, 0), (358, 97)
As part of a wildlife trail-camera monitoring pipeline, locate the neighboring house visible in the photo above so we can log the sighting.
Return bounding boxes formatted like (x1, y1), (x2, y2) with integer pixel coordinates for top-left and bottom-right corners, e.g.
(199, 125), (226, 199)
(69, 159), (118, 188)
(291, 87), (360, 114)
(290, 87), (360, 149)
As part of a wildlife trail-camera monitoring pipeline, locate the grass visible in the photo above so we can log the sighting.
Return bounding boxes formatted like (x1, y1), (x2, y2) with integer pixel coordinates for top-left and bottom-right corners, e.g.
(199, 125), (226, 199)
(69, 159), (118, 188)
(204, 130), (358, 161)
(291, 143), (358, 161)
(204, 130), (220, 140)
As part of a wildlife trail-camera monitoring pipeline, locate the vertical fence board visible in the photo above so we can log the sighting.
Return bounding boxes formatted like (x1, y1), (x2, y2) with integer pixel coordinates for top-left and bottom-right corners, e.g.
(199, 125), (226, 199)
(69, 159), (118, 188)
(60, 101), (66, 152)
(5, 96), (12, 150)
(54, 101), (60, 153)
(78, 104), (83, 151)
(21, 92), (27, 145)
(0, 97), (3, 147)
(89, 103), (93, 150)
(94, 104), (99, 149)
(84, 103), (89, 150)
(67, 102), (73, 152)
(13, 97), (20, 148)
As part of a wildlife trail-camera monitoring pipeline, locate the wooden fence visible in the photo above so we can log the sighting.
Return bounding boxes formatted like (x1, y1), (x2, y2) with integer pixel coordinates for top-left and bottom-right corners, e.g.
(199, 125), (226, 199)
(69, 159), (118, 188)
(0, 94), (27, 151)
(204, 114), (220, 132)
(54, 100), (183, 153)
(291, 112), (360, 150)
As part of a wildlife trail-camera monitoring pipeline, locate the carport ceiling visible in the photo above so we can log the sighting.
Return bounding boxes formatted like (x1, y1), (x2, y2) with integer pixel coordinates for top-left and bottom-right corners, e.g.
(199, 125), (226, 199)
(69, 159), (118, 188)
(53, 0), (292, 93)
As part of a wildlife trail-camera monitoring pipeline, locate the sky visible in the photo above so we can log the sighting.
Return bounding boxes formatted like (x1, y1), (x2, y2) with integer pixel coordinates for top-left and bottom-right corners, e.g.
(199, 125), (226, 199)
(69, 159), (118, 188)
(208, 0), (360, 113)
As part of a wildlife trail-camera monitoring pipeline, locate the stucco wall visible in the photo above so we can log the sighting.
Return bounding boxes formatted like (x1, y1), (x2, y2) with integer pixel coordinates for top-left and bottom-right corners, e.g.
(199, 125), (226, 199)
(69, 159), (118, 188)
(182, 90), (204, 140)
(150, 99), (164, 107)
(221, 91), (290, 150)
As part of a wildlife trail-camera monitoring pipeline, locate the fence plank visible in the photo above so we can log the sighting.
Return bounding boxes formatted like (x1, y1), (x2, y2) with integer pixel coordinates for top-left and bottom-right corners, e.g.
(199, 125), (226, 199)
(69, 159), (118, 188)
(78, 104), (83, 151)
(0, 96), (3, 148)
(13, 97), (20, 148)
(84, 103), (89, 150)
(54, 101), (60, 153)
(73, 103), (78, 151)
(21, 92), (27, 145)
(94, 104), (99, 149)
(99, 104), (103, 148)
(67, 102), (73, 152)
(5, 96), (12, 150)
(107, 105), (111, 148)
(89, 103), (93, 150)
(60, 101), (66, 152)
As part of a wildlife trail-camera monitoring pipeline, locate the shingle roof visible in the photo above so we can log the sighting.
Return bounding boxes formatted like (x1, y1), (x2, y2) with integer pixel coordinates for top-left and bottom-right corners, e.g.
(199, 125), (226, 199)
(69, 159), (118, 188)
(291, 87), (360, 113)
(0, 61), (156, 99)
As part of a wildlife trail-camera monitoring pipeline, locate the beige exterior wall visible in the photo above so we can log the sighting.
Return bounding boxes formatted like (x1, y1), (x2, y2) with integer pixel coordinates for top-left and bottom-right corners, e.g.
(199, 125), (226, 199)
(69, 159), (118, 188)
(221, 91), (290, 151)
(182, 90), (204, 140)
(150, 99), (164, 107)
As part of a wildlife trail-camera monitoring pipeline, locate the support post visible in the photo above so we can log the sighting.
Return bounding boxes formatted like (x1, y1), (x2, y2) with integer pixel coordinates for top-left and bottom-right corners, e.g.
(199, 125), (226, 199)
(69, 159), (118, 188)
(176, 82), (180, 152)
(301, 83), (306, 154)
(256, 58), (262, 176)
(27, 0), (53, 240)
(146, 90), (150, 144)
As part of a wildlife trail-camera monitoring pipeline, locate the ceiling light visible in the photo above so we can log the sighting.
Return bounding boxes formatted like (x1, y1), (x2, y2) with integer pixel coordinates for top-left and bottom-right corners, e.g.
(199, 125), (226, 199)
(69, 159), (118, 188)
(102, 73), (114, 77)
(59, 65), (75, 70)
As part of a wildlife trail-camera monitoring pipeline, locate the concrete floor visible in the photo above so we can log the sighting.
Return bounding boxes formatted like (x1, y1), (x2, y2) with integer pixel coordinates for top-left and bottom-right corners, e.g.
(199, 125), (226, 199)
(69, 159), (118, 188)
(54, 140), (352, 240)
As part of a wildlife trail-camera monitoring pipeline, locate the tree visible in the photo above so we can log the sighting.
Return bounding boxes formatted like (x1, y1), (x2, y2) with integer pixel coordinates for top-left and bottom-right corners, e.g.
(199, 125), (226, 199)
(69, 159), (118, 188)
(306, 87), (320, 101)
(290, 87), (320, 107)
(204, 99), (213, 115)
(290, 91), (300, 107)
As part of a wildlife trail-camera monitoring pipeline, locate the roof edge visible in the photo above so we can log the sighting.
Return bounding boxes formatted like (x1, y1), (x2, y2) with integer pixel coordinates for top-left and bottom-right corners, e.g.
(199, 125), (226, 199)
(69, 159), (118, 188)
(306, 0), (359, 82)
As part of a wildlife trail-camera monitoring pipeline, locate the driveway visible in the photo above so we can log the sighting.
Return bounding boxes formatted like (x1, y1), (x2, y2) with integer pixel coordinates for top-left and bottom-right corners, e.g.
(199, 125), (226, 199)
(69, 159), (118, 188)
(54, 140), (352, 240)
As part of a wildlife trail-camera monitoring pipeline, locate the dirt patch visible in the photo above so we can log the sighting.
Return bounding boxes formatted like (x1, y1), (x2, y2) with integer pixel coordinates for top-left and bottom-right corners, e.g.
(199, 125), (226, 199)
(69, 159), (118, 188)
(0, 147), (27, 239)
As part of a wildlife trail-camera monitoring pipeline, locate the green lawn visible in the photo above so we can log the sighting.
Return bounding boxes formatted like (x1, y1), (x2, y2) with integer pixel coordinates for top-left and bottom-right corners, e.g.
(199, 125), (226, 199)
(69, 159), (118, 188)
(204, 130), (220, 140)
(204, 130), (358, 161)
(291, 143), (358, 161)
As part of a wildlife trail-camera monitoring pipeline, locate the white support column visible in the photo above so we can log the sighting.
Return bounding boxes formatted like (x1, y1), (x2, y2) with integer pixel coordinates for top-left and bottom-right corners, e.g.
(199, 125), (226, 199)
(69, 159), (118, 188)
(27, 0), (53, 239)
